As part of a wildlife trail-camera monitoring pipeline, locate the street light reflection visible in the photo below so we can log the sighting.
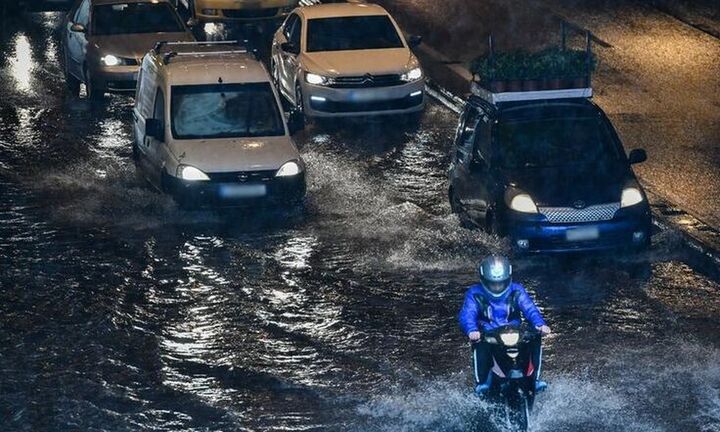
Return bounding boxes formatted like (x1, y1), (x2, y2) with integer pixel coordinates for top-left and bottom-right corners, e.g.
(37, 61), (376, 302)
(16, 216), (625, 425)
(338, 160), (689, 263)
(10, 35), (34, 92)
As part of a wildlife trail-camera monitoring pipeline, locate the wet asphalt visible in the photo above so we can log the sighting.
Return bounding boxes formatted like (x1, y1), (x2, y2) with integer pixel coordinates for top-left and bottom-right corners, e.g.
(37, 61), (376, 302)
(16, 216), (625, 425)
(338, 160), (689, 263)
(1, 8), (720, 432)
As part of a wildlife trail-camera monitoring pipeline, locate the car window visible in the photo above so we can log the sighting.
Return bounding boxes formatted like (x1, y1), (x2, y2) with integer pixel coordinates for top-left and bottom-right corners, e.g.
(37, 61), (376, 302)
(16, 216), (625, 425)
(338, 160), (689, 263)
(92, 3), (185, 36)
(153, 88), (165, 126)
(74, 0), (90, 26)
(495, 116), (622, 169)
(283, 13), (298, 40)
(171, 83), (285, 139)
(306, 15), (404, 52)
(459, 107), (481, 152)
(289, 16), (302, 47)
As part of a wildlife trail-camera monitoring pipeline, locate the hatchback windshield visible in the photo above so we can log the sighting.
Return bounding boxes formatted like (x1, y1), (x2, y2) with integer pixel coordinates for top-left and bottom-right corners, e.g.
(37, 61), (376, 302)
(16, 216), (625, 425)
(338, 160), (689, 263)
(92, 3), (185, 36)
(171, 83), (284, 139)
(306, 16), (404, 52)
(495, 117), (621, 168)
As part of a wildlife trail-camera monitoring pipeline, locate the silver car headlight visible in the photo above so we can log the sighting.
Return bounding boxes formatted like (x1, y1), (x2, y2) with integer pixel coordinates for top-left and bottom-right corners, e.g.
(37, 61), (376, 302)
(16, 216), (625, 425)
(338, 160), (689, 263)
(276, 161), (302, 177)
(401, 67), (423, 82)
(621, 187), (644, 208)
(177, 165), (210, 181)
(305, 73), (331, 86)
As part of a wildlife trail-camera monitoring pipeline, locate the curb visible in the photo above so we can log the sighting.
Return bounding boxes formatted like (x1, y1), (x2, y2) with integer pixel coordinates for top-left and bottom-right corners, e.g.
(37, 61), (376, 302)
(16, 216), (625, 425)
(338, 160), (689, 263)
(417, 42), (720, 264)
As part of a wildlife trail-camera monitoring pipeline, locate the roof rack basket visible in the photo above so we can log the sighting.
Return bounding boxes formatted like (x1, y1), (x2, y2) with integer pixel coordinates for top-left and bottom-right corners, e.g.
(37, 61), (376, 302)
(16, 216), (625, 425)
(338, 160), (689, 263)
(471, 21), (595, 104)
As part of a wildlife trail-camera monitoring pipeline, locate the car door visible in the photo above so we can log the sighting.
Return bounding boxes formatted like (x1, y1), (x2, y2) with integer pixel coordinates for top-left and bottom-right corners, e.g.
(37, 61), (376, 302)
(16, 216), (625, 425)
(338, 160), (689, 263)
(277, 13), (301, 97)
(65, 0), (89, 78)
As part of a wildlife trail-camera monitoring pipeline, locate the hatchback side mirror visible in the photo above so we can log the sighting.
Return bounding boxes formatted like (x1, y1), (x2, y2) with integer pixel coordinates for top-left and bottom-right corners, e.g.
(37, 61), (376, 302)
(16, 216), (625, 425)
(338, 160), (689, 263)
(408, 35), (423, 48)
(287, 110), (305, 135)
(70, 23), (86, 33)
(628, 148), (647, 164)
(281, 42), (300, 55)
(145, 119), (164, 141)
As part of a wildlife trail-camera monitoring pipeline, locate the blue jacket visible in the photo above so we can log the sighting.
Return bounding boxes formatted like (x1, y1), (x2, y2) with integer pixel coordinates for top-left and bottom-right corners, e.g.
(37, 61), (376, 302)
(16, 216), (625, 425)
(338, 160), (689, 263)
(458, 282), (546, 335)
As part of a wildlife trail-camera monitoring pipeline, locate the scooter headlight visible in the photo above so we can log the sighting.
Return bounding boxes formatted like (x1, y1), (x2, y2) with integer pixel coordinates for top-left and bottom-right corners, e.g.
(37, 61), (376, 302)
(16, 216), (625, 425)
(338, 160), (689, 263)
(500, 331), (520, 347)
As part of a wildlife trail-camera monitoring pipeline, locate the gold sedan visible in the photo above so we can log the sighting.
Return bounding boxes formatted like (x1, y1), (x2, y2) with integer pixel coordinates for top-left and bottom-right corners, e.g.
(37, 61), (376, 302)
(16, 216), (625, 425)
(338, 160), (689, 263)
(179, 0), (298, 23)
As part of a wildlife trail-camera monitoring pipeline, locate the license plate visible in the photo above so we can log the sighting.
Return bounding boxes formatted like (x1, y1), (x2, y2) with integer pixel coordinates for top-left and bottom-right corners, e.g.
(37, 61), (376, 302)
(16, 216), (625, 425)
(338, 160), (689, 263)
(218, 184), (267, 199)
(566, 226), (600, 242)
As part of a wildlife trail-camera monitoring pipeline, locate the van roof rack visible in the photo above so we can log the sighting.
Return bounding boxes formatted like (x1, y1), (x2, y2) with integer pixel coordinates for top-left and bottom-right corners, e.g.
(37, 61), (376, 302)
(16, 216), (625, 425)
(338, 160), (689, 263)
(153, 40), (255, 64)
(471, 21), (595, 105)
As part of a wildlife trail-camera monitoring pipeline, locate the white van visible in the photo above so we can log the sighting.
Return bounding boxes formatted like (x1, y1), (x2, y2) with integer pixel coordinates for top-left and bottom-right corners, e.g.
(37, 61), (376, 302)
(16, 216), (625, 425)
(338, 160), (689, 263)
(133, 41), (306, 208)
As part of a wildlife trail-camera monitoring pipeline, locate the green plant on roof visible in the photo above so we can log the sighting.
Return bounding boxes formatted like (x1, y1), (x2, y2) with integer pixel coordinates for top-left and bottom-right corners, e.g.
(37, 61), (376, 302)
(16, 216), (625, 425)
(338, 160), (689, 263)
(471, 47), (596, 83)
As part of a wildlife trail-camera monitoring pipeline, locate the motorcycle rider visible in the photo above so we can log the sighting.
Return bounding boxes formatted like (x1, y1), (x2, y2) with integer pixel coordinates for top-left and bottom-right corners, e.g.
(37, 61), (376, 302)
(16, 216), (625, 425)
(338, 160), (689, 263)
(458, 255), (551, 395)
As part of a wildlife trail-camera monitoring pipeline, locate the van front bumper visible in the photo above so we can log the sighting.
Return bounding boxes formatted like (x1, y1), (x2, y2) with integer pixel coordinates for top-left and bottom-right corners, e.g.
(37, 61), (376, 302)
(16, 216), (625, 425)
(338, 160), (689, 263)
(503, 204), (652, 253)
(302, 79), (426, 118)
(164, 170), (306, 208)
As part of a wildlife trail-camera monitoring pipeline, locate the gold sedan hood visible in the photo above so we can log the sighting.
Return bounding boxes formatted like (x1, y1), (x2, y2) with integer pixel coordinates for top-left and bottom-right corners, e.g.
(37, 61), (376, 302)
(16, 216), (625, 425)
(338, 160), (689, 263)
(91, 32), (195, 61)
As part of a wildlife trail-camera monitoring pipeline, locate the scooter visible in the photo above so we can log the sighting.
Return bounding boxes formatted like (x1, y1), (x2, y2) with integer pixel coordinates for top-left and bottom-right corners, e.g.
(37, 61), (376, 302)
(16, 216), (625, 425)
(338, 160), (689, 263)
(475, 324), (543, 431)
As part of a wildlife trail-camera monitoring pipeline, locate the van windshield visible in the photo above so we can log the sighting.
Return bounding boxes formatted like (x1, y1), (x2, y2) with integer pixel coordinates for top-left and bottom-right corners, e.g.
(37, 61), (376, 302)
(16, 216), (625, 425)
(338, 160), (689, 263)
(495, 116), (621, 169)
(92, 3), (185, 36)
(171, 83), (285, 139)
(306, 16), (404, 52)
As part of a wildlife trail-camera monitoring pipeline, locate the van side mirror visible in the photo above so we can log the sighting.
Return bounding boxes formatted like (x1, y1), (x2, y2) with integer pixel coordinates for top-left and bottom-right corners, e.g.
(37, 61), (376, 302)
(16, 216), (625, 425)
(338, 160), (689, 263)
(287, 110), (305, 135)
(281, 42), (300, 55)
(408, 35), (423, 48)
(145, 119), (164, 141)
(70, 23), (86, 33)
(628, 148), (647, 164)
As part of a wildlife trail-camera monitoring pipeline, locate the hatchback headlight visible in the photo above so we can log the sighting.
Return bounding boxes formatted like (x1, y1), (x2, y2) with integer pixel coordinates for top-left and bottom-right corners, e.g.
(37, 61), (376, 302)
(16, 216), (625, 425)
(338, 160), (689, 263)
(305, 73), (330, 86)
(101, 55), (121, 66)
(621, 187), (644, 208)
(500, 331), (520, 347)
(401, 67), (423, 82)
(276, 161), (302, 177)
(509, 194), (538, 214)
(177, 165), (210, 181)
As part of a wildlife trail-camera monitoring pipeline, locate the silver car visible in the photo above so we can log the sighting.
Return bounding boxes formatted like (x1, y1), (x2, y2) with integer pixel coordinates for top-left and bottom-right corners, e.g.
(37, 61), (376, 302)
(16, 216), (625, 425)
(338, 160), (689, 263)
(62, 0), (194, 100)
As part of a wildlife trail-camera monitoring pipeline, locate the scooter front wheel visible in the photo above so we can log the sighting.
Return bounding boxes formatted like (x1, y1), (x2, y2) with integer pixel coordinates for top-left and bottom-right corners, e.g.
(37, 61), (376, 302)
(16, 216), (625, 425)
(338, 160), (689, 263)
(506, 394), (530, 432)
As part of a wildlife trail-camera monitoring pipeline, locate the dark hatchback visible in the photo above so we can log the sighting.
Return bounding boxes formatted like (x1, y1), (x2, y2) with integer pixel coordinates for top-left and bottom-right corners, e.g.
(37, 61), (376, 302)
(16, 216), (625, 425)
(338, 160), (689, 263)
(448, 96), (652, 253)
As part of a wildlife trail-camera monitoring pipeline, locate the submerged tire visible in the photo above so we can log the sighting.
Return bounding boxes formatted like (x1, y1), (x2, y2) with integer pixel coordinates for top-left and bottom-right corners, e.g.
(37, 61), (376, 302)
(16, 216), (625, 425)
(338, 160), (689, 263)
(507, 395), (530, 432)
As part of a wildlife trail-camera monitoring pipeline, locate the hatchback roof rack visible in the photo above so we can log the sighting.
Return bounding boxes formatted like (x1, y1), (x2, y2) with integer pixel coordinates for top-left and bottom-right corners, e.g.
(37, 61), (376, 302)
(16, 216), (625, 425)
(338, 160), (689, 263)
(153, 40), (253, 64)
(471, 83), (592, 104)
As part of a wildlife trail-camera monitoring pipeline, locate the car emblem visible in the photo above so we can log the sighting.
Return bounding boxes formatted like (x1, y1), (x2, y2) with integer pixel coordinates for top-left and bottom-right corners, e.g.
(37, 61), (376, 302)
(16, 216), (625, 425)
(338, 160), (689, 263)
(573, 200), (586, 209)
(238, 173), (249, 181)
(362, 73), (374, 84)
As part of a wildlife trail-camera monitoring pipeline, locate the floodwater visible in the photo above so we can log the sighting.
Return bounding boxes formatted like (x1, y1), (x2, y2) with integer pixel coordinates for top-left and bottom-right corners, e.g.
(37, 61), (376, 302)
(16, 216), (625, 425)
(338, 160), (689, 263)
(1, 11), (720, 432)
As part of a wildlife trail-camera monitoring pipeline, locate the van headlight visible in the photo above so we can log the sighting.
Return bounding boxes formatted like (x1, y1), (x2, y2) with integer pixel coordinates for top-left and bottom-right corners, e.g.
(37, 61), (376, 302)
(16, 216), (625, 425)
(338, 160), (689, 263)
(621, 187), (644, 208)
(500, 331), (520, 347)
(177, 165), (210, 181)
(509, 193), (538, 214)
(276, 161), (302, 177)
(401, 67), (423, 82)
(305, 73), (330, 86)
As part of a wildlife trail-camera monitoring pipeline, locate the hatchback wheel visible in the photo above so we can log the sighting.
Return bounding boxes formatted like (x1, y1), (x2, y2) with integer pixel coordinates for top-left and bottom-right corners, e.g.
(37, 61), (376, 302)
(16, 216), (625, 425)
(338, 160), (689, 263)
(84, 67), (104, 101)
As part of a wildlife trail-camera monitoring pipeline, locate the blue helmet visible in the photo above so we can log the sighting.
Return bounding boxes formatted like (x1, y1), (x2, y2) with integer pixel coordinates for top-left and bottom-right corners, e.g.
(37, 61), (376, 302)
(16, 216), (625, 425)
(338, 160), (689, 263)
(478, 255), (512, 297)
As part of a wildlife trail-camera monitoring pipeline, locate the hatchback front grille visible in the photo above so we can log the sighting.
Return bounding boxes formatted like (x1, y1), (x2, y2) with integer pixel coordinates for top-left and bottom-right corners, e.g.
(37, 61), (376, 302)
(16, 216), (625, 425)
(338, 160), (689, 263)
(539, 202), (620, 224)
(329, 74), (404, 88)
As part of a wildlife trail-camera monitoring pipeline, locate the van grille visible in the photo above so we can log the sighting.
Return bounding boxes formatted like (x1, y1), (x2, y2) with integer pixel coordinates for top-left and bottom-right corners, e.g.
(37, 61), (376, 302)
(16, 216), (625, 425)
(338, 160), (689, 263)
(539, 202), (620, 224)
(208, 170), (276, 183)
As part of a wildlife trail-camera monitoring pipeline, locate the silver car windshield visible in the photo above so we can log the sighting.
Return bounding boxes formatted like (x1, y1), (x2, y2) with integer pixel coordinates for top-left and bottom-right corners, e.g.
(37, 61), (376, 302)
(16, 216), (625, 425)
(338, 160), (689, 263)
(171, 83), (285, 140)
(306, 16), (404, 52)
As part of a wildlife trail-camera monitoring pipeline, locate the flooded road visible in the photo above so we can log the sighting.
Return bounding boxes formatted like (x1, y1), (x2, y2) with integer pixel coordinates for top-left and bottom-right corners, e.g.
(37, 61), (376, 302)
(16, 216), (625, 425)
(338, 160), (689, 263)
(2, 11), (720, 432)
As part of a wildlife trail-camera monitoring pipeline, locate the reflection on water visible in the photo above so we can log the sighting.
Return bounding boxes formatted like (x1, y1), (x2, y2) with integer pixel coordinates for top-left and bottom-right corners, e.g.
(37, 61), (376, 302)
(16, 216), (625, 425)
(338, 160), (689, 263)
(9, 35), (34, 92)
